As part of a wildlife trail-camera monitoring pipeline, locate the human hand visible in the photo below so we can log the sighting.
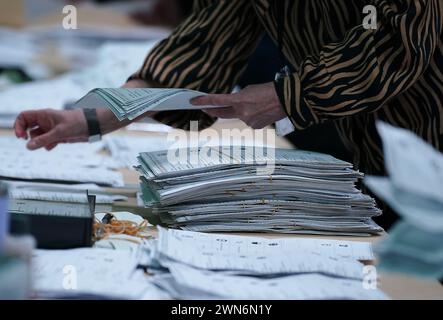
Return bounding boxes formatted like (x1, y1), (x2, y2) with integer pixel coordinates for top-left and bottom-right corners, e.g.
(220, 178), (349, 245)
(191, 82), (286, 129)
(14, 108), (89, 151)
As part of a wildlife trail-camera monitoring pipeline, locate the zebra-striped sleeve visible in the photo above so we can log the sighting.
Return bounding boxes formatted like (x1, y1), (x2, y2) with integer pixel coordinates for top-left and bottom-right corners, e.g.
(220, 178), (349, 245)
(275, 0), (443, 130)
(132, 0), (263, 130)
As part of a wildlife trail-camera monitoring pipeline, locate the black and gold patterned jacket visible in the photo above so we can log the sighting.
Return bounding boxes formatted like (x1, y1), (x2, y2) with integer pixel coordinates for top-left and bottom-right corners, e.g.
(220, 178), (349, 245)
(131, 0), (443, 178)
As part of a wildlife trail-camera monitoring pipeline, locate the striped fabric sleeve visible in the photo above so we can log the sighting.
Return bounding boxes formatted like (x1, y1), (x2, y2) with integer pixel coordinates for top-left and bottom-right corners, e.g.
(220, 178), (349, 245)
(131, 0), (263, 130)
(275, 0), (443, 130)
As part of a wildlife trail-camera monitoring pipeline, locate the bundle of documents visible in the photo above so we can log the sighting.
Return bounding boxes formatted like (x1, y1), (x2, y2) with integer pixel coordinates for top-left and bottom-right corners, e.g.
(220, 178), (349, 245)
(76, 88), (214, 121)
(365, 122), (443, 279)
(136, 147), (383, 236)
(139, 227), (388, 299)
(6, 181), (126, 216)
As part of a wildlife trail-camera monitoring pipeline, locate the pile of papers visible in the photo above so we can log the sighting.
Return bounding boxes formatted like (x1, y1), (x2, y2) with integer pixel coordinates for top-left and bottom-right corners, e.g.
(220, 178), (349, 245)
(139, 227), (388, 299)
(104, 125), (277, 168)
(136, 147), (383, 236)
(75, 88), (214, 120)
(6, 181), (126, 217)
(365, 122), (443, 279)
(0, 136), (123, 187)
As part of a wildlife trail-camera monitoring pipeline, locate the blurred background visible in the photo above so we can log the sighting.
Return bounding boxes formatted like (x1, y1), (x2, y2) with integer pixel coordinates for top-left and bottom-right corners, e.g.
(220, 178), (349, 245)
(0, 0), (184, 129)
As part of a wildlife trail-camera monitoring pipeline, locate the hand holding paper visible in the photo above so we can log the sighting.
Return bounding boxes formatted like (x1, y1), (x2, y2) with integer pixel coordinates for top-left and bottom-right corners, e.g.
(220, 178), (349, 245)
(75, 88), (218, 121)
(191, 82), (287, 129)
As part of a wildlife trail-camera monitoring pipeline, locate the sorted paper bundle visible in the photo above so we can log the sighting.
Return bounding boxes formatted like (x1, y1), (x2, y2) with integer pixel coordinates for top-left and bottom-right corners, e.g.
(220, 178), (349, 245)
(6, 181), (127, 216)
(137, 147), (383, 236)
(365, 122), (443, 279)
(140, 227), (388, 300)
(75, 88), (216, 121)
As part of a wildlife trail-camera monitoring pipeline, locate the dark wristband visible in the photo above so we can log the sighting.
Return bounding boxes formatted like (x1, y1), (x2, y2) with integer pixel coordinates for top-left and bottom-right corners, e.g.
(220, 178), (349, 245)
(83, 108), (102, 142)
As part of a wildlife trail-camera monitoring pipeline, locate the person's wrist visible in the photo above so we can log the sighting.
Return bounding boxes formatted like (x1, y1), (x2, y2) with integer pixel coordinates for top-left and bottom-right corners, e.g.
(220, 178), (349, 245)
(70, 108), (90, 139)
(96, 108), (129, 135)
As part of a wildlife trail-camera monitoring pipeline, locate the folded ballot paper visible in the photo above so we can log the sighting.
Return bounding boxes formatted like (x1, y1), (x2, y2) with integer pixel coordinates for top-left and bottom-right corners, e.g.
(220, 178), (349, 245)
(365, 122), (443, 279)
(136, 147), (383, 236)
(75, 88), (214, 120)
(139, 227), (388, 299)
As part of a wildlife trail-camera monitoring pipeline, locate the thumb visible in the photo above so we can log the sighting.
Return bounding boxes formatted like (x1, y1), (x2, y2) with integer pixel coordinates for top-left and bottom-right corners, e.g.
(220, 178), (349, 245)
(27, 128), (59, 150)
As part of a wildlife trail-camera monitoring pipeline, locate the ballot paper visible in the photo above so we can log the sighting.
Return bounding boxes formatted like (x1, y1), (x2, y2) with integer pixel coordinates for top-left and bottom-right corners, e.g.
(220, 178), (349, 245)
(367, 122), (443, 229)
(105, 130), (279, 168)
(160, 263), (388, 300)
(140, 228), (388, 300)
(157, 227), (374, 261)
(75, 88), (216, 121)
(149, 227), (370, 279)
(0, 160), (123, 186)
(0, 136), (123, 187)
(137, 147), (382, 235)
(376, 221), (443, 279)
(376, 121), (443, 204)
(365, 176), (443, 232)
(6, 181), (127, 216)
(364, 122), (443, 279)
(32, 248), (160, 299)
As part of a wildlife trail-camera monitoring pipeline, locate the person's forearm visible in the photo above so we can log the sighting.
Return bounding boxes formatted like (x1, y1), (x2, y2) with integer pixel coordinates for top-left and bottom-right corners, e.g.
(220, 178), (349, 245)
(97, 108), (130, 135)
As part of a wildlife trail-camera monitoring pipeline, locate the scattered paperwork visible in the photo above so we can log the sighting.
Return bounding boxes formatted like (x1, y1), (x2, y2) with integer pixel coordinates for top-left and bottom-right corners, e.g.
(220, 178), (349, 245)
(140, 227), (388, 300)
(161, 263), (388, 300)
(150, 227), (370, 279)
(30, 227), (388, 300)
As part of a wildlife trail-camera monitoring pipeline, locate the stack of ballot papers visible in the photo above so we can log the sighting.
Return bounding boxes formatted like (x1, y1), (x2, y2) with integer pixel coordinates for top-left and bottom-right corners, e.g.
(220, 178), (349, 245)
(0, 136), (123, 187)
(365, 122), (443, 279)
(138, 227), (388, 299)
(6, 181), (127, 216)
(75, 88), (214, 120)
(136, 147), (383, 236)
(105, 128), (278, 168)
